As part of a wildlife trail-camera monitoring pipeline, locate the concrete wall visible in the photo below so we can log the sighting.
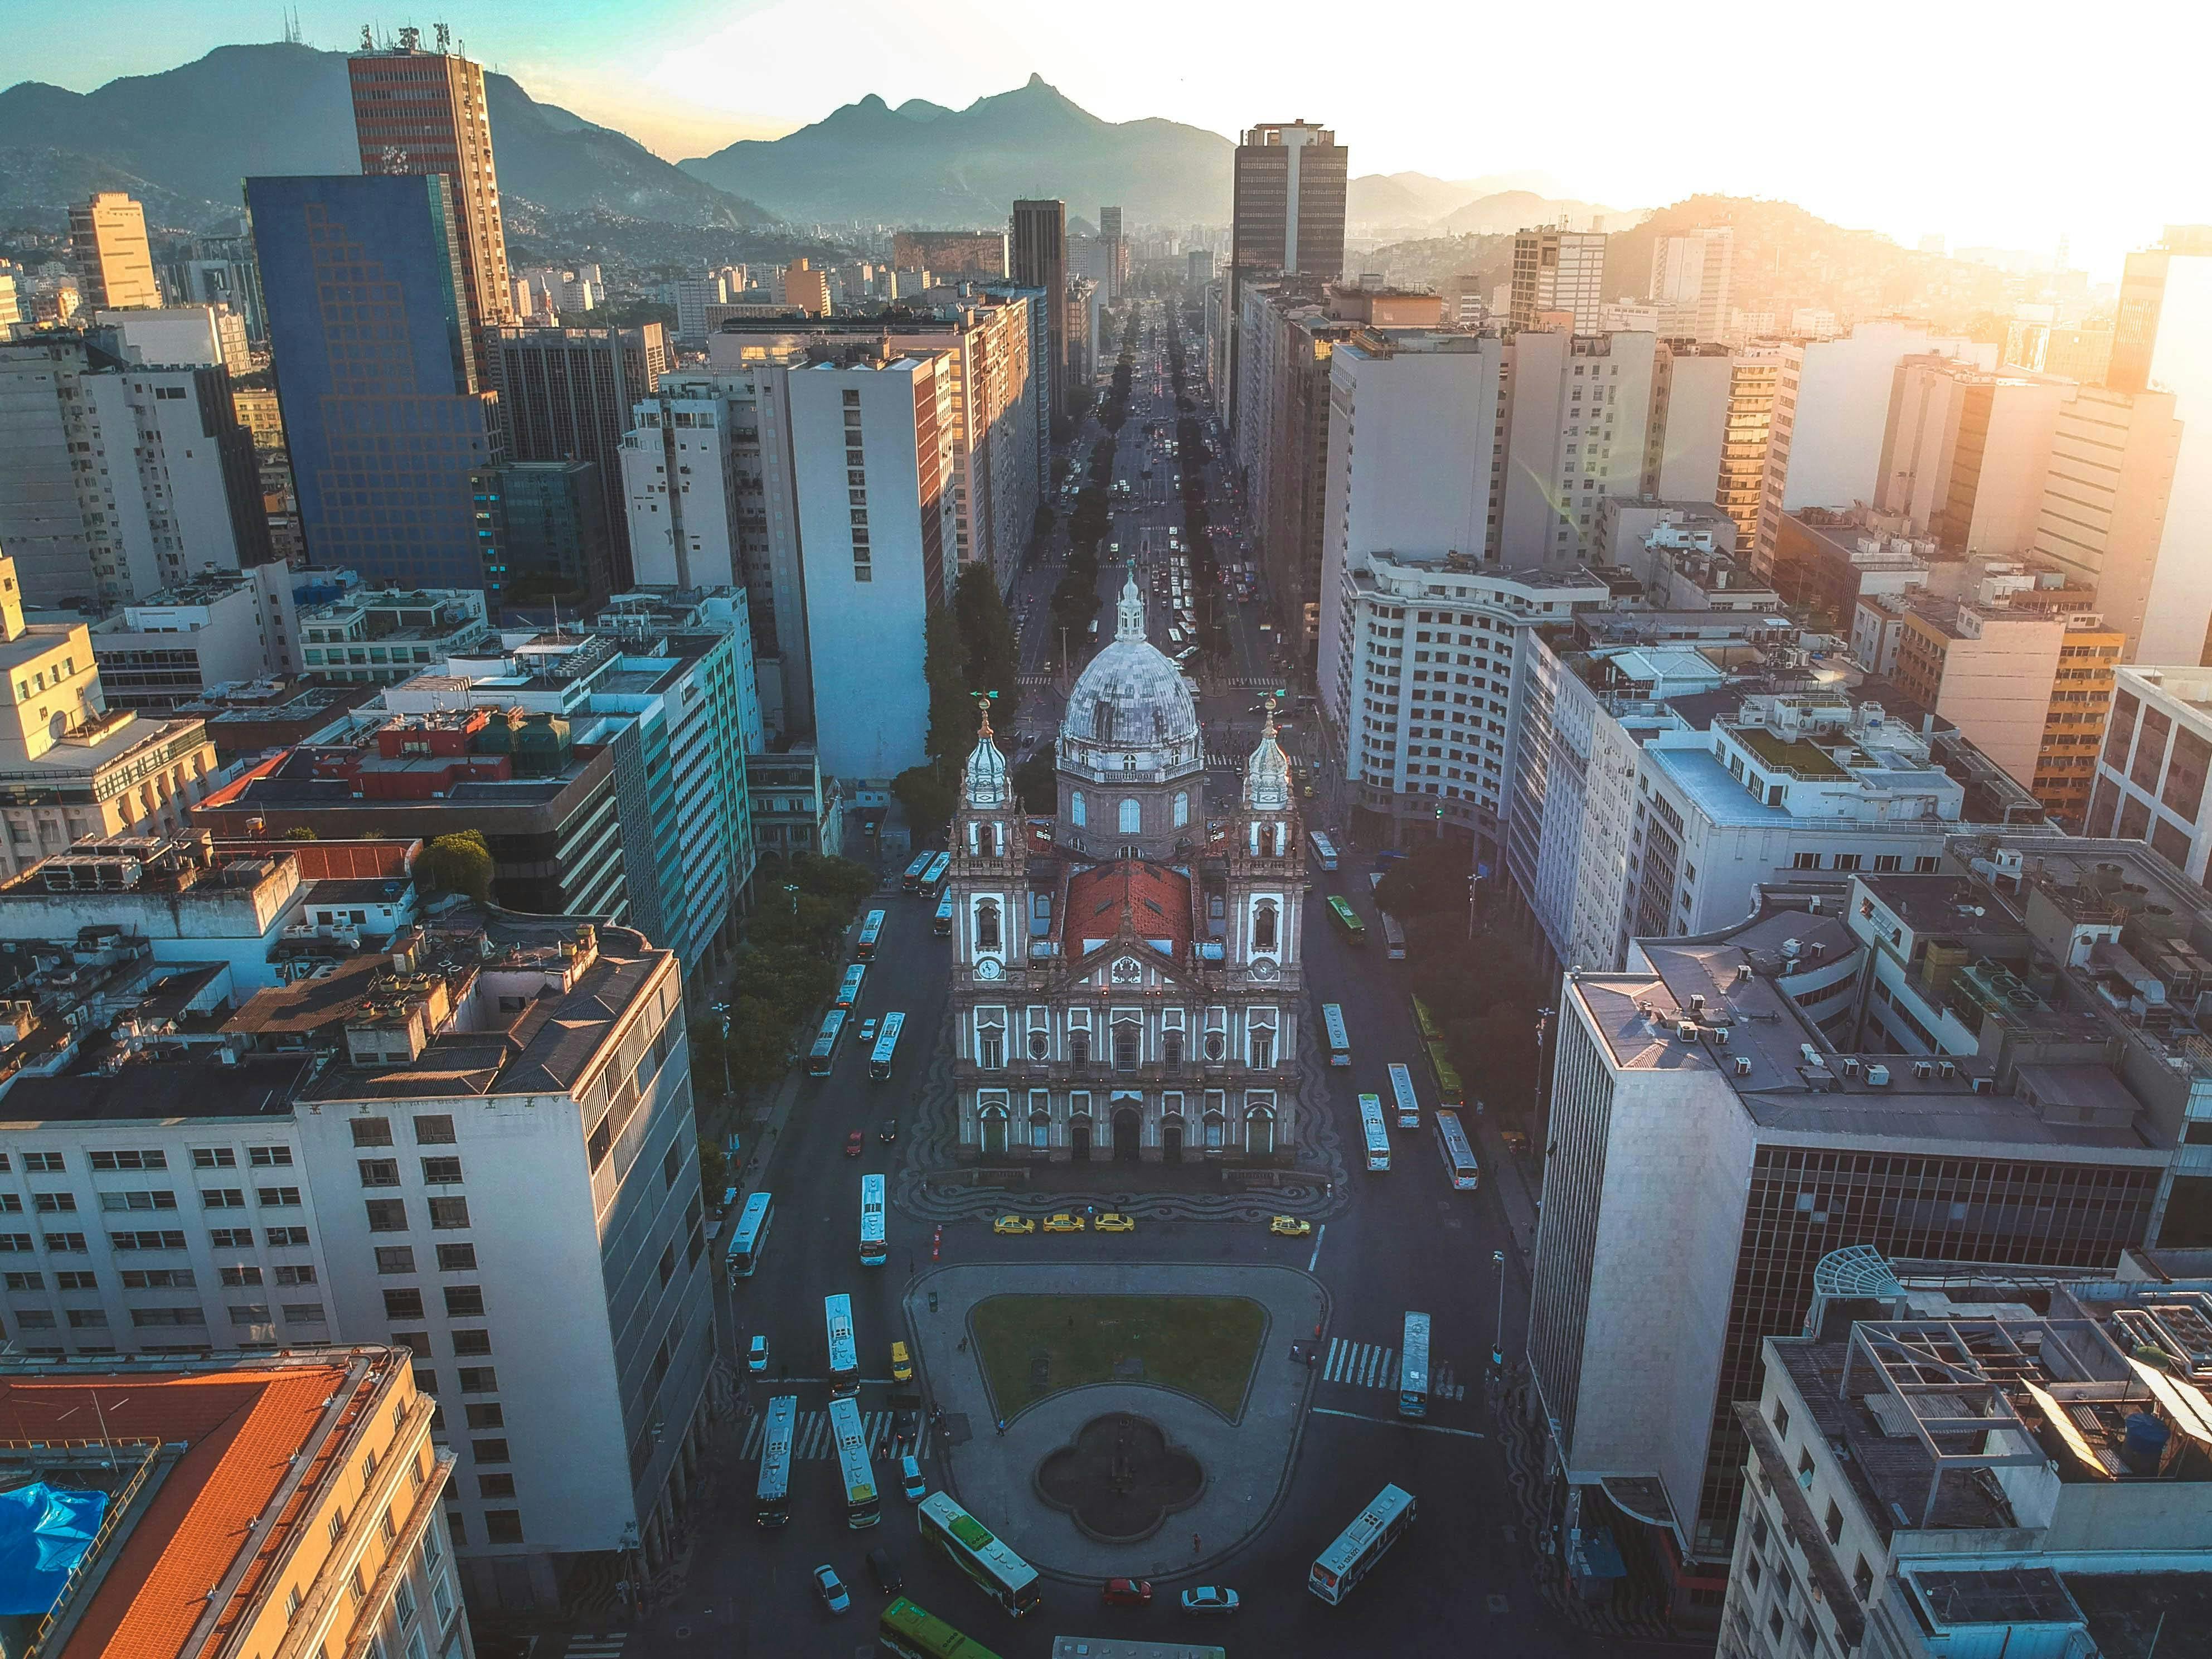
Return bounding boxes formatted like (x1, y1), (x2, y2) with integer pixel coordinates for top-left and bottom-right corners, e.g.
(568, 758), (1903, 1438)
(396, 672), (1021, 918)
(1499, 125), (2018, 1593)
(1652, 352), (1733, 502)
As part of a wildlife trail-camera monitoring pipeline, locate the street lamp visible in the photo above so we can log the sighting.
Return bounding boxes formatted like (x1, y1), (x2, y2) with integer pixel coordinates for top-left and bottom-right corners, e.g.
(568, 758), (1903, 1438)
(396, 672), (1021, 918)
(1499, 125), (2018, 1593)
(783, 881), (798, 918)
(1491, 1249), (1507, 1371)
(711, 1000), (733, 1099)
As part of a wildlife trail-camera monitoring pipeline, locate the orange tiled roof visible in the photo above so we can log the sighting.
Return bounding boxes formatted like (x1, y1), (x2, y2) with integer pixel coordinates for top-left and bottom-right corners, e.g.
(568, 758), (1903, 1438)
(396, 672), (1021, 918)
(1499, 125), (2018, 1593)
(1060, 861), (1194, 961)
(0, 1362), (365, 1659)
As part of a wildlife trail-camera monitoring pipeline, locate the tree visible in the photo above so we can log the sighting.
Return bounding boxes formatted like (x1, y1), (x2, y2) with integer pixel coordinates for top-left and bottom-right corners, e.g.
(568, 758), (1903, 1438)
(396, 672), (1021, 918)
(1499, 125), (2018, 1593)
(1375, 840), (1472, 929)
(1012, 740), (1056, 809)
(416, 830), (493, 903)
(893, 761), (957, 841)
(953, 563), (1020, 724)
(920, 604), (974, 765)
(281, 826), (318, 841)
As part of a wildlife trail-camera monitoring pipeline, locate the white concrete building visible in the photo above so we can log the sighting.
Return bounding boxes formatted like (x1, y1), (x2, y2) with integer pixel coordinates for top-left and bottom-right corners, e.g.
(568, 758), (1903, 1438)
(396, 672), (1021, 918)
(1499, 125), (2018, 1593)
(94, 304), (251, 376)
(1648, 227), (1734, 342)
(89, 566), (299, 708)
(1498, 328), (1658, 569)
(1753, 323), (1987, 577)
(1874, 356), (2066, 556)
(1510, 229), (1608, 332)
(2109, 231), (2212, 663)
(789, 355), (957, 779)
(1645, 343), (1735, 503)
(2088, 663), (2212, 881)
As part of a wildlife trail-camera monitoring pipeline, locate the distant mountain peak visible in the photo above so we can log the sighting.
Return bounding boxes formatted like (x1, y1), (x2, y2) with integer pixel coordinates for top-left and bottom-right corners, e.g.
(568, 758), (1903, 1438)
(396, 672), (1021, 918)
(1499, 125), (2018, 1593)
(1025, 72), (1050, 90)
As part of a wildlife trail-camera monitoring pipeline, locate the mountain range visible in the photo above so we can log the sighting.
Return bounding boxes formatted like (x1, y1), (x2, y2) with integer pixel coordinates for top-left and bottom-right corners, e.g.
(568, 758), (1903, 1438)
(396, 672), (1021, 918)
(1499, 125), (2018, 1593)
(0, 43), (770, 231)
(1346, 171), (1634, 236)
(678, 75), (1233, 226)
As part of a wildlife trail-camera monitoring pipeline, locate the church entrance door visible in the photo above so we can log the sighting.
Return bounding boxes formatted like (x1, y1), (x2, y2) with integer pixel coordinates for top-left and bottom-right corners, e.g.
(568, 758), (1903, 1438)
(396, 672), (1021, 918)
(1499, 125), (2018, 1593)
(1070, 1117), (1093, 1161)
(1160, 1116), (1184, 1165)
(1112, 1108), (1142, 1163)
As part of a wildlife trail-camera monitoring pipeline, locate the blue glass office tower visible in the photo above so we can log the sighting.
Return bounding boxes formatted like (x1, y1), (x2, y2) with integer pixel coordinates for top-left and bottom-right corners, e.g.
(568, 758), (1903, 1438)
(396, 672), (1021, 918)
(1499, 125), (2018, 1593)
(246, 173), (498, 586)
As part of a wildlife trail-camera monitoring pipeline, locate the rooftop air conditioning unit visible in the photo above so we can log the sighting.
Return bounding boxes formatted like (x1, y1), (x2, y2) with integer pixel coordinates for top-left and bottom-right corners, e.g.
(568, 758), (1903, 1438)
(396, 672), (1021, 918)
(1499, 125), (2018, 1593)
(1733, 1055), (1753, 1076)
(1914, 1060), (1933, 1080)
(1801, 1042), (1823, 1066)
(1938, 1060), (1956, 1079)
(1865, 1064), (1891, 1086)
(1840, 1058), (1861, 1079)
(1677, 1021), (1700, 1043)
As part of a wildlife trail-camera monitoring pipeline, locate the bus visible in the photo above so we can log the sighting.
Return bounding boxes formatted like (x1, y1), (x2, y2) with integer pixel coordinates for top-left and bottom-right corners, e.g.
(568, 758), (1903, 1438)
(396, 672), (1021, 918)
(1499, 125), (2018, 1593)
(1308, 1484), (1417, 1604)
(808, 1009), (848, 1076)
(934, 894), (954, 936)
(1428, 1043), (1467, 1111)
(1380, 911), (1407, 961)
(1412, 996), (1443, 1042)
(1309, 830), (1340, 871)
(902, 852), (935, 892)
(860, 1173), (887, 1268)
(1435, 1111), (1481, 1191)
(922, 851), (952, 894)
(1386, 1062), (1420, 1130)
(1321, 1003), (1351, 1068)
(754, 1394), (797, 1527)
(726, 1191), (773, 1280)
(918, 1493), (1044, 1617)
(836, 963), (867, 1010)
(1049, 1645), (1224, 1659)
(870, 1012), (906, 1081)
(1398, 1312), (1431, 1419)
(1327, 895), (1367, 944)
(1359, 1094), (1391, 1171)
(828, 1394), (880, 1528)
(880, 1598), (1009, 1659)
(857, 908), (887, 959)
(825, 1292), (860, 1396)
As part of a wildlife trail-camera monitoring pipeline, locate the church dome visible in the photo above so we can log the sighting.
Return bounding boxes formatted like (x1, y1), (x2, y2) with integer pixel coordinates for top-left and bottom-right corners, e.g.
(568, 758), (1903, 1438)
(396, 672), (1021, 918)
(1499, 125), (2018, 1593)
(963, 704), (1009, 808)
(1243, 702), (1293, 811)
(1062, 573), (1200, 755)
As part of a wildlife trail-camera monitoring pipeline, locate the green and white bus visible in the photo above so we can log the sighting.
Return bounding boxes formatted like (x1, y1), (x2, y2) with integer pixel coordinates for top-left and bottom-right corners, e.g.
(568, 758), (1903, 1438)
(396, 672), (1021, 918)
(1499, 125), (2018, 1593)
(1326, 894), (1367, 943)
(1309, 1483), (1417, 1604)
(918, 1493), (1043, 1617)
(879, 1598), (1007, 1659)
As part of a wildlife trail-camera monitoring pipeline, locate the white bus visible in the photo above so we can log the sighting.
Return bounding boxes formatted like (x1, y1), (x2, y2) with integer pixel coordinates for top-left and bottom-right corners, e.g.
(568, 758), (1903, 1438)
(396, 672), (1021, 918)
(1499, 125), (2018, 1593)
(870, 1011), (906, 1081)
(1386, 1062), (1420, 1130)
(726, 1191), (772, 1280)
(922, 851), (952, 894)
(1398, 1312), (1431, 1419)
(918, 1493), (1044, 1617)
(754, 1394), (797, 1527)
(828, 1394), (881, 1528)
(1380, 911), (1407, 961)
(857, 908), (887, 959)
(1321, 1002), (1351, 1068)
(808, 1008), (848, 1077)
(825, 1292), (860, 1396)
(860, 1173), (887, 1269)
(1358, 1094), (1391, 1171)
(902, 852), (935, 892)
(836, 963), (867, 1010)
(1309, 830), (1340, 871)
(933, 894), (954, 936)
(1435, 1110), (1481, 1191)
(1308, 1484), (1417, 1604)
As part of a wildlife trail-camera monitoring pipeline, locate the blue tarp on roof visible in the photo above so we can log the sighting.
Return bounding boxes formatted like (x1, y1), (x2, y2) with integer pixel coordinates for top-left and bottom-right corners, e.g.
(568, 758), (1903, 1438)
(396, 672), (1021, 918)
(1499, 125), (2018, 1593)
(0, 1482), (108, 1615)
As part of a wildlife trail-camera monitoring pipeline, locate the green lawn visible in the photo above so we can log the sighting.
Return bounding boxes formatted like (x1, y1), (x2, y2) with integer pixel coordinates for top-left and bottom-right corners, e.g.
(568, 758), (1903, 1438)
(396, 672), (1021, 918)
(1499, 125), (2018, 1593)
(971, 1293), (1267, 1421)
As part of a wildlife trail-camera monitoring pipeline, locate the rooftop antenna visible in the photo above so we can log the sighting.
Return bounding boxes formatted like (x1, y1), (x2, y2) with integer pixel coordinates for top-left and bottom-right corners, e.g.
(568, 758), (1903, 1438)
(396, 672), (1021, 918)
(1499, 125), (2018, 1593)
(435, 21), (451, 54)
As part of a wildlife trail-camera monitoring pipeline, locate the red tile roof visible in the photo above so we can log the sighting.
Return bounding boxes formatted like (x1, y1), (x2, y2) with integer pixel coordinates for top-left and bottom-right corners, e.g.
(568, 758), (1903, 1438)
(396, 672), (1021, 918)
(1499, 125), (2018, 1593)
(1060, 861), (1194, 961)
(0, 1361), (371, 1659)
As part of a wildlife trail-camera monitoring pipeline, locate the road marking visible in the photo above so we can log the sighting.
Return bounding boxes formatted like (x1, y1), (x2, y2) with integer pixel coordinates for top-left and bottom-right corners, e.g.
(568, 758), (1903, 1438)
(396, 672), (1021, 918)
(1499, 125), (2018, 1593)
(1308, 1406), (1488, 1440)
(1306, 1223), (1326, 1273)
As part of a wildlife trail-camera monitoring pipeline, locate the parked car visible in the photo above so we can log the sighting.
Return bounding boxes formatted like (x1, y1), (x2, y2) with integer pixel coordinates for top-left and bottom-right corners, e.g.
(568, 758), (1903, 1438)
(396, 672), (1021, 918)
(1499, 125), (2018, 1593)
(900, 1454), (927, 1503)
(1268, 1215), (1313, 1238)
(867, 1546), (904, 1595)
(813, 1565), (851, 1614)
(747, 1334), (769, 1372)
(1042, 1213), (1085, 1233)
(1095, 1213), (1136, 1234)
(1181, 1586), (1241, 1615)
(1102, 1578), (1153, 1607)
(993, 1215), (1036, 1235)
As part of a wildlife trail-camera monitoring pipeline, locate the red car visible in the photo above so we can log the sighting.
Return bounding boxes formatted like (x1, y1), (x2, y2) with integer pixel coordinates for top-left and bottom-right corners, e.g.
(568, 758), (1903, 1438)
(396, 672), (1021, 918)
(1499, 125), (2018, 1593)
(844, 1131), (864, 1157)
(1102, 1578), (1153, 1607)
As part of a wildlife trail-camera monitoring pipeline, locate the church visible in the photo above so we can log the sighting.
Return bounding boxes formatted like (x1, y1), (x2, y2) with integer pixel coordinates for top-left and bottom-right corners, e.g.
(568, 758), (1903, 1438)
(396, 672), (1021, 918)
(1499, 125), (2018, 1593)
(945, 575), (1310, 1165)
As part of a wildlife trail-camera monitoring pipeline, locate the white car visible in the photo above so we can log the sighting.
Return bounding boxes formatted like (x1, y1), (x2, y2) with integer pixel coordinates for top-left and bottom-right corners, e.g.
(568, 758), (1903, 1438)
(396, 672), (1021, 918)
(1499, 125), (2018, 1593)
(1181, 1585), (1240, 1615)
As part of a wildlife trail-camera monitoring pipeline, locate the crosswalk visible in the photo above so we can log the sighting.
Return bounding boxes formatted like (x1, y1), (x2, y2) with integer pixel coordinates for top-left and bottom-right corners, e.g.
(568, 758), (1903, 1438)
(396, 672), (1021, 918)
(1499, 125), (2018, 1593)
(1320, 1338), (1469, 1401)
(1205, 751), (1245, 769)
(738, 1408), (933, 1464)
(565, 1637), (628, 1658)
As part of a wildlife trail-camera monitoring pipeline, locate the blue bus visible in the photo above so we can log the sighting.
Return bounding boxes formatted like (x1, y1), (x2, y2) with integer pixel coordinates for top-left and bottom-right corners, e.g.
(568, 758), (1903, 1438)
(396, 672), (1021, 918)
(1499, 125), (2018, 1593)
(808, 1010), (848, 1076)
(870, 1012), (906, 1081)
(726, 1191), (772, 1280)
(836, 963), (867, 1010)
(857, 909), (886, 959)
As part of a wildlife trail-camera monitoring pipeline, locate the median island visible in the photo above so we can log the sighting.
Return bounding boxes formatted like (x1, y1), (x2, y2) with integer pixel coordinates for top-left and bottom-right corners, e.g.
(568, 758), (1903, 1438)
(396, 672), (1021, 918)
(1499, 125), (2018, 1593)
(971, 1293), (1267, 1422)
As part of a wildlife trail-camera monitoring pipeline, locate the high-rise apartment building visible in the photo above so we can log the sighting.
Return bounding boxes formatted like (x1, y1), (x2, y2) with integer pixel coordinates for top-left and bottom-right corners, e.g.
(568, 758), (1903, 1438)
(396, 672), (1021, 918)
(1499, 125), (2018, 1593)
(1643, 342), (1735, 501)
(1100, 205), (1126, 303)
(1241, 283), (1361, 661)
(486, 324), (668, 599)
(1714, 345), (1783, 545)
(165, 226), (266, 342)
(1010, 200), (1069, 420)
(2090, 664), (2212, 881)
(248, 174), (500, 589)
(69, 191), (159, 310)
(1497, 327), (1658, 568)
(780, 258), (832, 317)
(2103, 228), (2212, 663)
(1226, 123), (1347, 441)
(1874, 356), (2066, 554)
(1510, 229), (1607, 333)
(2029, 384), (2183, 657)
(1648, 226), (1734, 341)
(349, 31), (514, 385)
(790, 355), (956, 777)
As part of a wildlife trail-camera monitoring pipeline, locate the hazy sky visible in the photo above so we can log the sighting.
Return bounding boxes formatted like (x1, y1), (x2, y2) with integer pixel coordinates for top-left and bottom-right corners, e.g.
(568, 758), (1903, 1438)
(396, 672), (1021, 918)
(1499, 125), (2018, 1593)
(19, 0), (2206, 279)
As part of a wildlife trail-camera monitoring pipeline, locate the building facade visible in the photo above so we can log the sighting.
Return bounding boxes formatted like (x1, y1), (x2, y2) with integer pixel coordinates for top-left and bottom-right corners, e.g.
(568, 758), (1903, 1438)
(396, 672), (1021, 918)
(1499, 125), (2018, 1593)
(1510, 230), (1608, 333)
(69, 191), (158, 311)
(1226, 122), (1347, 442)
(1009, 201), (1069, 421)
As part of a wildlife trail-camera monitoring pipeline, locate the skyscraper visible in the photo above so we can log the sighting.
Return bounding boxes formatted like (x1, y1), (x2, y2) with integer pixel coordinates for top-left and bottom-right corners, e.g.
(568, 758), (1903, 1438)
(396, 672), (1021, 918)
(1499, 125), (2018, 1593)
(1508, 229), (1607, 332)
(1010, 200), (1069, 421)
(1647, 226), (1734, 341)
(248, 173), (499, 589)
(1099, 205), (1126, 303)
(349, 27), (513, 385)
(69, 192), (159, 310)
(1226, 122), (1347, 442)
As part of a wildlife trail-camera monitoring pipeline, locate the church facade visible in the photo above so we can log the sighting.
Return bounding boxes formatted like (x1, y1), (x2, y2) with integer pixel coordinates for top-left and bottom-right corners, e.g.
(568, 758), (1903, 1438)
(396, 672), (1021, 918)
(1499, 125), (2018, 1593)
(946, 578), (1309, 1165)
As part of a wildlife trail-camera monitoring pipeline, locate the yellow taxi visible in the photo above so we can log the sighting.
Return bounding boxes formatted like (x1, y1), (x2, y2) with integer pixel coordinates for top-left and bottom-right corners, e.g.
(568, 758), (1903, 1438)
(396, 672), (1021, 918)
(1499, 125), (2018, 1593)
(1042, 1213), (1086, 1233)
(1095, 1212), (1136, 1234)
(993, 1215), (1036, 1235)
(890, 1340), (913, 1383)
(1268, 1215), (1313, 1238)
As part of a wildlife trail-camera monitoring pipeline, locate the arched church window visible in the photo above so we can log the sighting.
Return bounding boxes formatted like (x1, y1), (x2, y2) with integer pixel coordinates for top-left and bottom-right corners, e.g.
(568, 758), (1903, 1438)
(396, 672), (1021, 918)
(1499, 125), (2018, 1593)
(1173, 791), (1189, 828)
(1118, 798), (1141, 834)
(1253, 900), (1278, 952)
(976, 899), (1001, 952)
(1071, 790), (1086, 827)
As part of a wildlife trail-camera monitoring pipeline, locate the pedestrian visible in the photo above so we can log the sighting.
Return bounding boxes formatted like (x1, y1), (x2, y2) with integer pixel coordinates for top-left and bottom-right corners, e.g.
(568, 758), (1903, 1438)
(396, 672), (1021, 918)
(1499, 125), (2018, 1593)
(1192, 1531), (1201, 1555)
(996, 1418), (1007, 1435)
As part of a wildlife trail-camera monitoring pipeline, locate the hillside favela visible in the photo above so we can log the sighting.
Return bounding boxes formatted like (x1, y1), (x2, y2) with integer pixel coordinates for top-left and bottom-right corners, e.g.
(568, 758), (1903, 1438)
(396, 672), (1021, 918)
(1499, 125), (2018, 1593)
(0, 5), (2209, 1657)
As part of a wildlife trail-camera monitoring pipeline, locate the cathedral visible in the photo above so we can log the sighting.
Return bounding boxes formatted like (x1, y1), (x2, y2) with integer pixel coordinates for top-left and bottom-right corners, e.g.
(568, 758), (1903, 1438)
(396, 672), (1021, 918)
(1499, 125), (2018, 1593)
(947, 575), (1309, 1165)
